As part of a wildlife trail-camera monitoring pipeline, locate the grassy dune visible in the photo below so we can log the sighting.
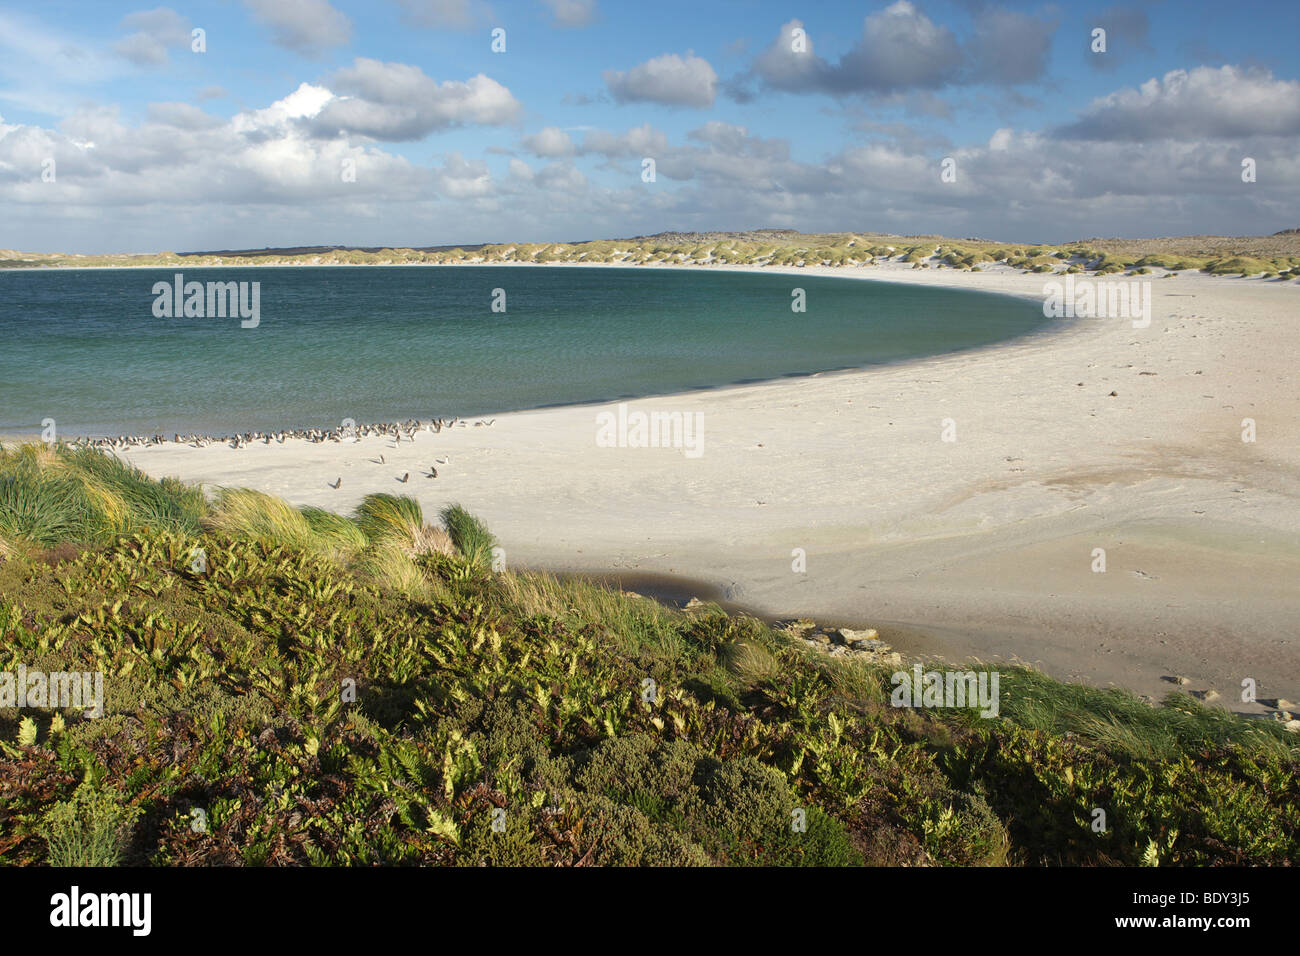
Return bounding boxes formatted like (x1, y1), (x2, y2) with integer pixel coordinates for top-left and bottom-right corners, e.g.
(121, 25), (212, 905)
(5, 230), (1300, 279)
(0, 443), (1297, 866)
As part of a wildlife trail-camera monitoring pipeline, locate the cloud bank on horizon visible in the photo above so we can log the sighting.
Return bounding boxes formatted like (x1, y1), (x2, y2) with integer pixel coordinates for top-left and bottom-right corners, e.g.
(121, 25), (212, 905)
(0, 0), (1296, 253)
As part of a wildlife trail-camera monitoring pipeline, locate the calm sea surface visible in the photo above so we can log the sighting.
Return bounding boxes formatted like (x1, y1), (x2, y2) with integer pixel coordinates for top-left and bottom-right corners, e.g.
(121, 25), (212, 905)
(0, 266), (1049, 436)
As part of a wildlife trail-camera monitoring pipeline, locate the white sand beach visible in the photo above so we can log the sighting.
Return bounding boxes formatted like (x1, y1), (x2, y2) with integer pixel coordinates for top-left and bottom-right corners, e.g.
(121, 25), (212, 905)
(115, 261), (1300, 709)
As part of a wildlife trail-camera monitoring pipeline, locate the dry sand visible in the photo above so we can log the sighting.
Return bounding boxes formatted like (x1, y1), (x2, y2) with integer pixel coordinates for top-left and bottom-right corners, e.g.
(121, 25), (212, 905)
(112, 261), (1300, 710)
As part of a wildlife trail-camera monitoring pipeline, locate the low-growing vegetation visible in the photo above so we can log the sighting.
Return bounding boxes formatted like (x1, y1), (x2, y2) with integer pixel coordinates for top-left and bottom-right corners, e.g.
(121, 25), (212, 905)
(5, 230), (1299, 282)
(0, 444), (1296, 866)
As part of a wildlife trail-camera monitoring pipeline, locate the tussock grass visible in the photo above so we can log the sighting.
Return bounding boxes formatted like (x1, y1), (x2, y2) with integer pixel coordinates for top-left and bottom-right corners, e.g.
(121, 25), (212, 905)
(719, 639), (780, 685)
(205, 487), (320, 551)
(356, 538), (444, 602)
(439, 502), (497, 569)
(498, 570), (684, 657)
(61, 446), (206, 536)
(0, 469), (89, 546)
(300, 506), (369, 554)
(0, 444), (205, 545)
(996, 667), (1295, 760)
(354, 494), (453, 558)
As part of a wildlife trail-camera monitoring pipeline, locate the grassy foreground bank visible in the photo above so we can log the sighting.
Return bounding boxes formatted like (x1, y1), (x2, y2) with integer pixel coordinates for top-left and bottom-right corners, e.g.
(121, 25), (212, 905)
(1, 444), (1297, 866)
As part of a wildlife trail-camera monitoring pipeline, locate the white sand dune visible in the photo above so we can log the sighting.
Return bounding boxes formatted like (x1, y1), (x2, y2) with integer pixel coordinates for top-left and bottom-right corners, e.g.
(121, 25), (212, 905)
(117, 261), (1300, 708)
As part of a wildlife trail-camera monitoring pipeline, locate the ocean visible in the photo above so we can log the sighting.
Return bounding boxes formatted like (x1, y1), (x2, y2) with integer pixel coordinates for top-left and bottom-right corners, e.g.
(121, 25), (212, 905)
(0, 265), (1049, 436)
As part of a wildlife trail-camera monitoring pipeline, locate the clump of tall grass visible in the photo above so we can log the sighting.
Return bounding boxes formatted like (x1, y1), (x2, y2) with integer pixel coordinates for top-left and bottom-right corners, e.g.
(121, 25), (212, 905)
(719, 639), (780, 686)
(498, 570), (684, 656)
(300, 506), (369, 553)
(354, 494), (453, 557)
(205, 487), (321, 551)
(439, 503), (497, 569)
(61, 446), (206, 536)
(996, 667), (1296, 760)
(0, 444), (206, 545)
(43, 783), (140, 867)
(355, 538), (451, 604)
(0, 468), (90, 546)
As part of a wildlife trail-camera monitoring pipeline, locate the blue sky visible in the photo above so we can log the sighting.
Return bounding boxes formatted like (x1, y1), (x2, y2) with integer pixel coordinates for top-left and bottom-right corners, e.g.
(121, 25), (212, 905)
(2, 0), (1298, 252)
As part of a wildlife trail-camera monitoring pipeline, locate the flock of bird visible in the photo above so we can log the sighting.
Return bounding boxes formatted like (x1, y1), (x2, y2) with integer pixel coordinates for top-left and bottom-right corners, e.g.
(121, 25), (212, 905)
(67, 417), (496, 451)
(63, 417), (495, 490)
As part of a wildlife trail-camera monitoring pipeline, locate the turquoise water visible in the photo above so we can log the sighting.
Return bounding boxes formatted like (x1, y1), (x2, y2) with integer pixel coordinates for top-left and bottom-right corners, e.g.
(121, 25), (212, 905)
(0, 266), (1049, 436)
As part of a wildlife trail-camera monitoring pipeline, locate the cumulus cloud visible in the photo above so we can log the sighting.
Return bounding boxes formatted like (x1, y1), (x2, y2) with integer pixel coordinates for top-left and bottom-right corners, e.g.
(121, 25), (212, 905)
(581, 123), (668, 158)
(310, 59), (520, 140)
(242, 0), (351, 56)
(521, 126), (576, 157)
(1059, 66), (1300, 141)
(542, 0), (597, 27)
(604, 52), (717, 107)
(834, 0), (962, 93)
(748, 19), (822, 94)
(747, 3), (1055, 98)
(0, 86), (423, 212)
(113, 7), (192, 66)
(536, 161), (587, 192)
(431, 152), (493, 198)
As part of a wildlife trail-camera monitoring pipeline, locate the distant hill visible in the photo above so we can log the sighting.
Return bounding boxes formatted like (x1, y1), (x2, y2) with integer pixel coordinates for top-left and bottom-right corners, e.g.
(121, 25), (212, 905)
(4, 230), (1299, 276)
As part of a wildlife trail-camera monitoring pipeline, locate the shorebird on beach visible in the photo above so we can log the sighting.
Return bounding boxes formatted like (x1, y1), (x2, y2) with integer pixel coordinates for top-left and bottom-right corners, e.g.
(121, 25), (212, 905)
(426, 467), (437, 479)
(329, 477), (342, 489)
(398, 472), (409, 483)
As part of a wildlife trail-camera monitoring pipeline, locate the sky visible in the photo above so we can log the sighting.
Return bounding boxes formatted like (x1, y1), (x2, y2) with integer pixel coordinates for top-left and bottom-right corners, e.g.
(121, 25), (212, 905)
(1, 0), (1297, 253)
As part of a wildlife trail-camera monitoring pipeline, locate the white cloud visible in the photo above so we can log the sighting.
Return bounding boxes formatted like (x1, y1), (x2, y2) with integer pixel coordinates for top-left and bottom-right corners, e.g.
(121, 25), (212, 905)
(521, 126), (576, 157)
(311, 60), (520, 140)
(604, 52), (717, 108)
(1060, 66), (1300, 141)
(581, 123), (668, 158)
(432, 152), (494, 198)
(535, 161), (587, 191)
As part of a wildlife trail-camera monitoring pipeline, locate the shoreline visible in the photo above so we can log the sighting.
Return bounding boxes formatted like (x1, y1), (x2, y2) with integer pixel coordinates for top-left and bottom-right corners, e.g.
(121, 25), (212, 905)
(11, 259), (1299, 712)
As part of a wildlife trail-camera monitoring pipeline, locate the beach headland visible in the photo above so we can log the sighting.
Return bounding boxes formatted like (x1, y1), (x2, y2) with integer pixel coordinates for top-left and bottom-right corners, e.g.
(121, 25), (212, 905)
(35, 257), (1299, 711)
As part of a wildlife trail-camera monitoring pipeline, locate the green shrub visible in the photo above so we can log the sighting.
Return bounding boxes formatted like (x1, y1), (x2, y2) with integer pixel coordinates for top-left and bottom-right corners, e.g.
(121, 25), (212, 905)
(44, 784), (141, 867)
